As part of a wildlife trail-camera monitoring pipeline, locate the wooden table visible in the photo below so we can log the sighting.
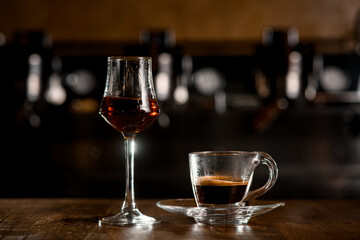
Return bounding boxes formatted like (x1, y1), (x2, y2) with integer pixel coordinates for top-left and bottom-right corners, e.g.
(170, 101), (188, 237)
(0, 199), (359, 239)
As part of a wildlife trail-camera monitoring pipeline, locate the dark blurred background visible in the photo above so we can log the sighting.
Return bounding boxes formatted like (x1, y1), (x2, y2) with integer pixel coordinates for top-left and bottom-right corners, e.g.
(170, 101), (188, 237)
(1, 0), (360, 199)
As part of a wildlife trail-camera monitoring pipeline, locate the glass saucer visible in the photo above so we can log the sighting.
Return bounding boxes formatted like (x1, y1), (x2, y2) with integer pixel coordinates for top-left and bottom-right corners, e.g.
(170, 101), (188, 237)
(156, 199), (285, 226)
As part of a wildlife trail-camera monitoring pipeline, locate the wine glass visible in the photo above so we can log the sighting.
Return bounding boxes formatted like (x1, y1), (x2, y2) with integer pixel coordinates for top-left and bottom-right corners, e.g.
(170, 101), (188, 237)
(99, 56), (160, 225)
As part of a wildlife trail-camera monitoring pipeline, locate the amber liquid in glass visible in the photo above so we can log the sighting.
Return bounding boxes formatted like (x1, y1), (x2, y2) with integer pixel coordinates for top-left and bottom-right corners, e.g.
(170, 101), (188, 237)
(100, 96), (159, 134)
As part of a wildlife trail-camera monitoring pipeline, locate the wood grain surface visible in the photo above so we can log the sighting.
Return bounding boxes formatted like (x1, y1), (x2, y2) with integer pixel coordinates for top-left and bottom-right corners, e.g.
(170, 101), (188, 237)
(0, 199), (359, 239)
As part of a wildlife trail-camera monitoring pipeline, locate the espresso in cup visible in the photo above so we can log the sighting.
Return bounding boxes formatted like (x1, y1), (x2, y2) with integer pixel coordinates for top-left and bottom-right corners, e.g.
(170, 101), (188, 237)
(195, 176), (249, 205)
(189, 151), (278, 207)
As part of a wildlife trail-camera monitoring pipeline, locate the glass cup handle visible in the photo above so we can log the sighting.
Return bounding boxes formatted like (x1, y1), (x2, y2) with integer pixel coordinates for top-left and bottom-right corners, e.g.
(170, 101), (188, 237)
(243, 152), (278, 203)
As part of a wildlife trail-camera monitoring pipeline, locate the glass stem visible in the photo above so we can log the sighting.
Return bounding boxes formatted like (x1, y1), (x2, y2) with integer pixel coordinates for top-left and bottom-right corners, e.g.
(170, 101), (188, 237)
(122, 134), (138, 212)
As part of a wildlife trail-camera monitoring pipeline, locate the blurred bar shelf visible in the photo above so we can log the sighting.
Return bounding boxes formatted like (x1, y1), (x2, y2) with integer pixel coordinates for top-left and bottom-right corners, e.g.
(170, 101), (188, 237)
(51, 38), (356, 57)
(314, 92), (360, 104)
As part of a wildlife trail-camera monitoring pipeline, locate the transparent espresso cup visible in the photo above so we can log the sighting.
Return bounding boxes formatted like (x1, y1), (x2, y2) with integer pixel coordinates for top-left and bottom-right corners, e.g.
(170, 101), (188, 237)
(189, 151), (278, 207)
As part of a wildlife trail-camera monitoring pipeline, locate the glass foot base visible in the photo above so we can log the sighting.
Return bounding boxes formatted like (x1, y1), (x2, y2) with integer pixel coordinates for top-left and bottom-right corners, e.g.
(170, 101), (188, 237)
(99, 208), (160, 226)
